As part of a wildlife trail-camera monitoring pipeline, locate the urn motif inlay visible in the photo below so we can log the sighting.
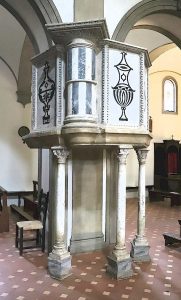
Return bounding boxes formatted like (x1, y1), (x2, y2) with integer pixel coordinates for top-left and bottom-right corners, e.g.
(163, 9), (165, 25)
(38, 62), (55, 124)
(112, 52), (135, 121)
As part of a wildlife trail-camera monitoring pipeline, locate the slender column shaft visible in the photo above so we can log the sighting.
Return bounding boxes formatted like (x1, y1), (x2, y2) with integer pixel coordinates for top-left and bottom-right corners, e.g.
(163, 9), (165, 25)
(107, 147), (133, 279)
(135, 149), (149, 243)
(113, 148), (130, 259)
(52, 147), (69, 256)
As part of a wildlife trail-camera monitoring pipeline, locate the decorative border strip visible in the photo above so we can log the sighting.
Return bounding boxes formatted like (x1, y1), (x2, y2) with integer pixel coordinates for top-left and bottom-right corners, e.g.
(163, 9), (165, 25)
(31, 65), (37, 130)
(102, 45), (109, 123)
(56, 56), (62, 126)
(139, 52), (144, 127)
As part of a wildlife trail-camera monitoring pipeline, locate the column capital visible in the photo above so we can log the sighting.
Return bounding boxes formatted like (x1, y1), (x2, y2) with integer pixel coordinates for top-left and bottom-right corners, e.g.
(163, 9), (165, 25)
(117, 148), (130, 164)
(52, 146), (69, 164)
(135, 148), (149, 165)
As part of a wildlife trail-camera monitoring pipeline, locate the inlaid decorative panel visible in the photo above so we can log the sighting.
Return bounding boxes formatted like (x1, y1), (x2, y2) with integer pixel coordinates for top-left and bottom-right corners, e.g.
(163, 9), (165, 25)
(102, 40), (151, 131)
(31, 46), (65, 131)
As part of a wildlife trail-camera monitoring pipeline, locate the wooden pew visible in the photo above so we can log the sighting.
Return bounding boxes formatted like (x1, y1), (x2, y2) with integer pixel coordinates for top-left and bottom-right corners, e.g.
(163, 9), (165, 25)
(163, 219), (181, 246)
(10, 181), (38, 220)
(0, 191), (9, 233)
(22, 180), (38, 218)
(0, 182), (38, 222)
(149, 189), (181, 206)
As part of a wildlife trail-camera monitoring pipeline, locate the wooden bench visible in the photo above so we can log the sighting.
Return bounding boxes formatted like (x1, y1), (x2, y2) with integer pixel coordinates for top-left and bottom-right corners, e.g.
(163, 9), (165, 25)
(149, 189), (181, 206)
(0, 182), (38, 221)
(163, 219), (181, 246)
(10, 204), (35, 221)
(22, 181), (38, 218)
(0, 191), (9, 233)
(11, 181), (38, 220)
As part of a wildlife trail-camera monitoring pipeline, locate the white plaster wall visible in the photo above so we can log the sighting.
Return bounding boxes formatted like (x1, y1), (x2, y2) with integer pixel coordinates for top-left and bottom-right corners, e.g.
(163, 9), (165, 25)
(126, 149), (138, 187)
(126, 146), (153, 187)
(41, 149), (49, 193)
(53, 0), (74, 22)
(104, 0), (142, 37)
(0, 59), (38, 191)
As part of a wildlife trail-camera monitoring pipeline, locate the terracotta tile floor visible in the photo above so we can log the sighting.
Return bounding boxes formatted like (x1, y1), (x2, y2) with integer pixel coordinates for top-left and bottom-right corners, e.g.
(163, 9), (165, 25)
(0, 198), (181, 300)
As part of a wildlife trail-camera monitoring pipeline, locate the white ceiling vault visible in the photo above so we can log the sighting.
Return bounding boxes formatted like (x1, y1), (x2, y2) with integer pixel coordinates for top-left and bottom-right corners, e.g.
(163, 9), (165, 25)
(0, 0), (61, 105)
(0, 1), (181, 95)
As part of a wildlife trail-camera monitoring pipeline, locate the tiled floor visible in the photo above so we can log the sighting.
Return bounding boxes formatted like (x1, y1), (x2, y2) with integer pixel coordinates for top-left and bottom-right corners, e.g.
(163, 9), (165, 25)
(0, 198), (181, 300)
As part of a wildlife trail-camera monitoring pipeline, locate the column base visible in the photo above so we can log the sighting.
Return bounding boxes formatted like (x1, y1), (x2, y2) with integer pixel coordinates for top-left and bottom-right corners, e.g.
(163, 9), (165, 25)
(130, 240), (151, 262)
(106, 254), (133, 280)
(48, 252), (72, 280)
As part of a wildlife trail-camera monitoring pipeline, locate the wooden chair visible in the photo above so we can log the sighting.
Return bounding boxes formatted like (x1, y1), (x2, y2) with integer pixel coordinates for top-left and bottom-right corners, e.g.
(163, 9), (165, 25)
(15, 190), (49, 255)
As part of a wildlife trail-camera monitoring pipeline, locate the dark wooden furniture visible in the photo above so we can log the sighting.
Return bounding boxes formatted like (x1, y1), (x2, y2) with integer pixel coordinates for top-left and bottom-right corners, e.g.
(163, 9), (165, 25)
(0, 191), (9, 233)
(163, 219), (181, 246)
(149, 189), (181, 206)
(154, 138), (181, 191)
(15, 190), (49, 255)
(22, 180), (38, 218)
(9, 181), (39, 220)
(151, 139), (181, 206)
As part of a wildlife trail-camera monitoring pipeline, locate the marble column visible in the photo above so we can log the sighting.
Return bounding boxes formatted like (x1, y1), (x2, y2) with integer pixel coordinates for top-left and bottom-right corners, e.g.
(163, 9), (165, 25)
(130, 148), (150, 262)
(107, 147), (133, 279)
(48, 146), (72, 280)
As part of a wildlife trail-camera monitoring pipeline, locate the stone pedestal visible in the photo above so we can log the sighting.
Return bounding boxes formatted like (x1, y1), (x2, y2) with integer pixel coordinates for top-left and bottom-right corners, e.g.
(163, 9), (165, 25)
(107, 255), (133, 280)
(48, 252), (71, 280)
(48, 147), (72, 280)
(130, 238), (150, 262)
(107, 147), (133, 279)
(130, 148), (151, 262)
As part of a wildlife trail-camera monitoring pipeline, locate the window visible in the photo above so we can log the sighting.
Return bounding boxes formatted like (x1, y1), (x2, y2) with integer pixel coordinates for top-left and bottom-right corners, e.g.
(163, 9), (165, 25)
(163, 78), (177, 113)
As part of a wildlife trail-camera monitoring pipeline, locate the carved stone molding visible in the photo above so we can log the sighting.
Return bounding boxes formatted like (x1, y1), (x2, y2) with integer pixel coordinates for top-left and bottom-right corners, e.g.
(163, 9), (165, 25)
(136, 148), (149, 164)
(117, 148), (130, 164)
(52, 147), (69, 164)
(46, 19), (110, 46)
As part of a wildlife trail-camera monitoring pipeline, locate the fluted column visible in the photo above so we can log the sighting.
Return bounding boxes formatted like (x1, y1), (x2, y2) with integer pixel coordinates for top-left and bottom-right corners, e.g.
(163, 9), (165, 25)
(130, 148), (150, 262)
(48, 147), (72, 280)
(107, 147), (133, 279)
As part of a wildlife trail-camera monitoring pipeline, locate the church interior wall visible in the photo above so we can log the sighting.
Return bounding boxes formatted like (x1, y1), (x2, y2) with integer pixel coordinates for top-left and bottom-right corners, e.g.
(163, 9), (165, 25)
(0, 59), (38, 192)
(149, 46), (181, 142)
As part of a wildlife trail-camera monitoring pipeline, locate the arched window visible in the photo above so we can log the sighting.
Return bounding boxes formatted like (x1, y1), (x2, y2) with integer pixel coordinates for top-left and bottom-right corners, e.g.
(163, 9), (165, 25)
(163, 78), (177, 113)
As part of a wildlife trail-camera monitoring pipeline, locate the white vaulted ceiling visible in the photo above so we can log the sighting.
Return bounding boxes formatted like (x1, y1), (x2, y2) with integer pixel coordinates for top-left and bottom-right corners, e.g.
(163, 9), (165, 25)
(0, 5), (26, 81)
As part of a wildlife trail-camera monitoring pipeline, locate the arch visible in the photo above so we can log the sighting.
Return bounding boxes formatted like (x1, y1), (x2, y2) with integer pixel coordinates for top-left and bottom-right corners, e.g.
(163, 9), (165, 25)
(0, 0), (62, 54)
(112, 0), (180, 44)
(133, 25), (181, 50)
(17, 35), (34, 106)
(0, 56), (17, 85)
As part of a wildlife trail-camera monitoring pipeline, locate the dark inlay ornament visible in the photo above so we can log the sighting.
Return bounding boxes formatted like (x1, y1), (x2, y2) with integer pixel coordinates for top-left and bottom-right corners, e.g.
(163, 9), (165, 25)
(38, 62), (55, 124)
(112, 52), (135, 121)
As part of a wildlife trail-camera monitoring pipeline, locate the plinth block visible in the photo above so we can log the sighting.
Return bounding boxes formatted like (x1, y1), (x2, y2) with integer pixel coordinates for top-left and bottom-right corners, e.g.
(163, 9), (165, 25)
(130, 242), (151, 262)
(107, 255), (133, 279)
(48, 254), (72, 280)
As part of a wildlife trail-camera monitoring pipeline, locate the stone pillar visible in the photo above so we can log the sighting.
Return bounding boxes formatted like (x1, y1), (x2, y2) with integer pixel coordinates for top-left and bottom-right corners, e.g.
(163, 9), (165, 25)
(130, 148), (150, 262)
(48, 147), (72, 280)
(107, 147), (133, 279)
